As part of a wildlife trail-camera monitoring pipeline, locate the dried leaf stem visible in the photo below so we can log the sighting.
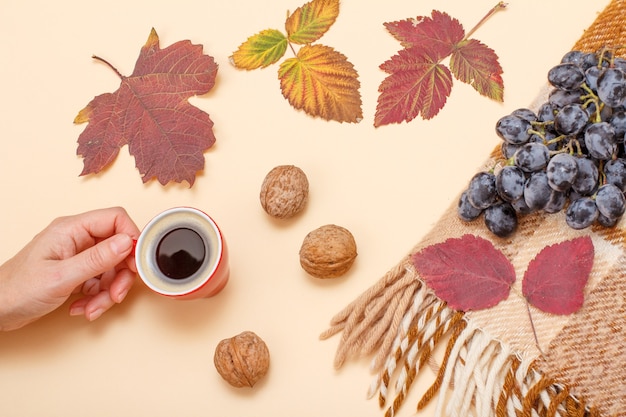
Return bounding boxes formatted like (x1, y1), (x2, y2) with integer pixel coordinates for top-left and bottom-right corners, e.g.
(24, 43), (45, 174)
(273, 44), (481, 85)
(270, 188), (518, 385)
(92, 55), (123, 79)
(525, 301), (545, 357)
(464, 1), (507, 40)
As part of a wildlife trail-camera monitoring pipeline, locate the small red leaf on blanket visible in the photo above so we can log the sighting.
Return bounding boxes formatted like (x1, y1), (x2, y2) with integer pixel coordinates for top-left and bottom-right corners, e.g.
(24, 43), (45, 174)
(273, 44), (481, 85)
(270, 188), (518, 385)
(411, 234), (515, 311)
(522, 236), (594, 315)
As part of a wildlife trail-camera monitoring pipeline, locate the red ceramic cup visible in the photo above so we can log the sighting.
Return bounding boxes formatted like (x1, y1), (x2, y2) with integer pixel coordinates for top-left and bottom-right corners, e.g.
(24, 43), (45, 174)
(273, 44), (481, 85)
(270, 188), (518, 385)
(135, 207), (229, 300)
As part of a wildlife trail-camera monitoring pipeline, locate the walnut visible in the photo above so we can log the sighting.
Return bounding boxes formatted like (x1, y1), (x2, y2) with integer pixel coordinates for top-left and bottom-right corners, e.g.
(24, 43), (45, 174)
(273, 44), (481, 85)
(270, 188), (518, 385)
(299, 224), (357, 279)
(260, 165), (309, 219)
(213, 331), (270, 388)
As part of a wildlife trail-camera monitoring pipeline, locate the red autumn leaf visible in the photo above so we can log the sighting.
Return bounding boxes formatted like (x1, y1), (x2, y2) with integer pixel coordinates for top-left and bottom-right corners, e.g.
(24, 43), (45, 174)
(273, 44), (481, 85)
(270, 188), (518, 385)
(522, 236), (594, 315)
(375, 46), (453, 125)
(74, 28), (218, 186)
(375, 4), (505, 126)
(384, 10), (464, 55)
(450, 39), (504, 101)
(411, 234), (515, 311)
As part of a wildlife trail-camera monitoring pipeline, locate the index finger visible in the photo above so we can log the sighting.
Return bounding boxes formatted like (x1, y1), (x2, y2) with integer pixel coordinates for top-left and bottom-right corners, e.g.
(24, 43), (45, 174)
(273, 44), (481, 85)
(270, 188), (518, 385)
(71, 207), (141, 240)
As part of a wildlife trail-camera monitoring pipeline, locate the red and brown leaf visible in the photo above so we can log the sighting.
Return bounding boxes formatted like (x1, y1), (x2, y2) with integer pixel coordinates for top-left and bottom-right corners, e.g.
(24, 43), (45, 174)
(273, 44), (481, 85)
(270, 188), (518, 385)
(522, 236), (594, 315)
(384, 10), (464, 56)
(450, 39), (504, 101)
(374, 46), (453, 126)
(377, 6), (505, 125)
(411, 234), (515, 311)
(74, 28), (218, 186)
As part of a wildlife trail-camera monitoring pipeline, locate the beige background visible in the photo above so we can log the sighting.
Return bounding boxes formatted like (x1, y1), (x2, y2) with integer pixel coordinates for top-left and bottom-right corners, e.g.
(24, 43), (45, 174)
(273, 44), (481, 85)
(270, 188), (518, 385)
(0, 1), (607, 416)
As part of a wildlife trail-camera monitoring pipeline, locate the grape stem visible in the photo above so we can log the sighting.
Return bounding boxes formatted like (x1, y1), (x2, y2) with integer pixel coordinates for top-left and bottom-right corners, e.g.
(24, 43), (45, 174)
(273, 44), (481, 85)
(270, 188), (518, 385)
(464, 2), (508, 41)
(580, 84), (603, 123)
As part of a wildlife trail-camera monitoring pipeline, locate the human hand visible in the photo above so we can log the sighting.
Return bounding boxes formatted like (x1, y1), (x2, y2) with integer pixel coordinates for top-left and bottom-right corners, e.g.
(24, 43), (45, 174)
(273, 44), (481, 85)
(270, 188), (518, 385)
(0, 207), (140, 331)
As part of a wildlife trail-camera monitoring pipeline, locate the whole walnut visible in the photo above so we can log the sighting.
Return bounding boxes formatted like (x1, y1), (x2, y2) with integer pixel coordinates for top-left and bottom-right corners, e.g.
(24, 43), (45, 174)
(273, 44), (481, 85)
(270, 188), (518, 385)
(299, 224), (357, 279)
(260, 165), (309, 219)
(213, 331), (270, 388)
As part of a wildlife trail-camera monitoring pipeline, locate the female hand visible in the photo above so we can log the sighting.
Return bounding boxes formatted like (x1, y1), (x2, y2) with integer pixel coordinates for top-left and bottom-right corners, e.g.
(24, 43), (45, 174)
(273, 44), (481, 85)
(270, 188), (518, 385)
(0, 207), (140, 331)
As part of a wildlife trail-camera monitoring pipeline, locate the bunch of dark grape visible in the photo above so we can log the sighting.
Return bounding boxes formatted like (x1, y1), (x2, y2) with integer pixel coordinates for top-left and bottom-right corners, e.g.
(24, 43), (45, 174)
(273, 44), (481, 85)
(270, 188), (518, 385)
(458, 48), (626, 238)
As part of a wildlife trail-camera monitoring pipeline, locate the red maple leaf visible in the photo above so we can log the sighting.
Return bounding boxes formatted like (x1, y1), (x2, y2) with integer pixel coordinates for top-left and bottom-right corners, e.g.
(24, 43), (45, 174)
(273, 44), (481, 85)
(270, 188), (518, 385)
(411, 234), (515, 311)
(375, 4), (505, 126)
(74, 28), (218, 186)
(522, 236), (595, 315)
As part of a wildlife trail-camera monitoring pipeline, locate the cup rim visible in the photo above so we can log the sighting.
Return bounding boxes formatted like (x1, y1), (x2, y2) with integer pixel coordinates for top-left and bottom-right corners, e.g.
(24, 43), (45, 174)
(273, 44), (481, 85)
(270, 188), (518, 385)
(135, 207), (225, 296)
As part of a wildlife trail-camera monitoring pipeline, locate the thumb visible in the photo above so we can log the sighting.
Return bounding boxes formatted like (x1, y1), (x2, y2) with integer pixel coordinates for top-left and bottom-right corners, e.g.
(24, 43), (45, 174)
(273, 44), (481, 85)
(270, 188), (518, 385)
(60, 234), (134, 287)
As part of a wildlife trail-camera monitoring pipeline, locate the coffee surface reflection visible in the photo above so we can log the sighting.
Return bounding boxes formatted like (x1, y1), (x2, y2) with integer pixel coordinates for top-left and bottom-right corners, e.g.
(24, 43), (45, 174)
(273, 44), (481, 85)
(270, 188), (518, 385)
(155, 228), (206, 280)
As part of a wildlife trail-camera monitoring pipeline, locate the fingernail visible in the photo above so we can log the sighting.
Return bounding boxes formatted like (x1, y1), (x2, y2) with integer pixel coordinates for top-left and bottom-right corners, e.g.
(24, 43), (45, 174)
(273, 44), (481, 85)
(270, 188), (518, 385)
(116, 288), (130, 303)
(110, 234), (133, 255)
(70, 306), (85, 316)
(88, 308), (104, 321)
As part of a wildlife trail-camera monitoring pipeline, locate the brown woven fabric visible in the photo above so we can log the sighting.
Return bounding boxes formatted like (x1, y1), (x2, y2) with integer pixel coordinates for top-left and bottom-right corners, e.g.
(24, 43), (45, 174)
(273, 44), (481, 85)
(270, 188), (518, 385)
(536, 2), (626, 414)
(539, 248), (626, 415)
(572, 0), (626, 54)
(324, 1), (626, 416)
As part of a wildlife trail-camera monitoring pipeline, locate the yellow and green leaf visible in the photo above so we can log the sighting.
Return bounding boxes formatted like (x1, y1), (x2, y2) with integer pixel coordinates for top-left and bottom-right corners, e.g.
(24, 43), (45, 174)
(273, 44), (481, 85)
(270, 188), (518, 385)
(278, 44), (362, 123)
(285, 0), (339, 45)
(450, 39), (504, 101)
(231, 29), (288, 70)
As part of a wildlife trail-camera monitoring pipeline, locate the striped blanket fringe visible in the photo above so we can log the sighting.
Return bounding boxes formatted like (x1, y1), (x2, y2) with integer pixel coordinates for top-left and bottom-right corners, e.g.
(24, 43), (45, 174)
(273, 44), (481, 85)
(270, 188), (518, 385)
(320, 260), (599, 417)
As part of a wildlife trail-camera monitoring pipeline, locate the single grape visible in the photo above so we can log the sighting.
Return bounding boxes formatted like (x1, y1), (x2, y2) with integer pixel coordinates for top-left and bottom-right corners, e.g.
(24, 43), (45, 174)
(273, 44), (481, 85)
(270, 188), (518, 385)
(543, 189), (567, 214)
(554, 103), (589, 135)
(608, 110), (626, 140)
(510, 195), (532, 215)
(548, 88), (583, 109)
(584, 121), (617, 160)
(511, 108), (538, 123)
(457, 190), (483, 222)
(514, 142), (550, 173)
(496, 165), (525, 202)
(597, 67), (626, 107)
(604, 158), (626, 191)
(595, 183), (626, 220)
(524, 171), (551, 211)
(597, 212), (619, 227)
(546, 152), (578, 191)
(560, 50), (585, 65)
(467, 172), (498, 209)
(501, 142), (519, 159)
(537, 102), (556, 122)
(548, 63), (585, 91)
(565, 197), (598, 229)
(495, 114), (531, 145)
(571, 157), (599, 195)
(584, 66), (602, 92)
(484, 202), (518, 238)
(581, 52), (600, 70)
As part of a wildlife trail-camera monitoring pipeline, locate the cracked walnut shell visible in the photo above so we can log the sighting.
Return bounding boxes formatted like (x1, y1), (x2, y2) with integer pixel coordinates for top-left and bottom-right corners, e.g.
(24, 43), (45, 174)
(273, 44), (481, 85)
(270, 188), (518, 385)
(260, 165), (309, 219)
(213, 331), (270, 388)
(299, 224), (357, 279)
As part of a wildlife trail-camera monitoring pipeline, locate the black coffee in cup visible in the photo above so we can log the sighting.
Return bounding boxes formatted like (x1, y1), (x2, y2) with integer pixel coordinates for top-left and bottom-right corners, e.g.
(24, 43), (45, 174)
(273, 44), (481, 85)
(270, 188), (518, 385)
(156, 228), (206, 280)
(135, 207), (229, 299)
